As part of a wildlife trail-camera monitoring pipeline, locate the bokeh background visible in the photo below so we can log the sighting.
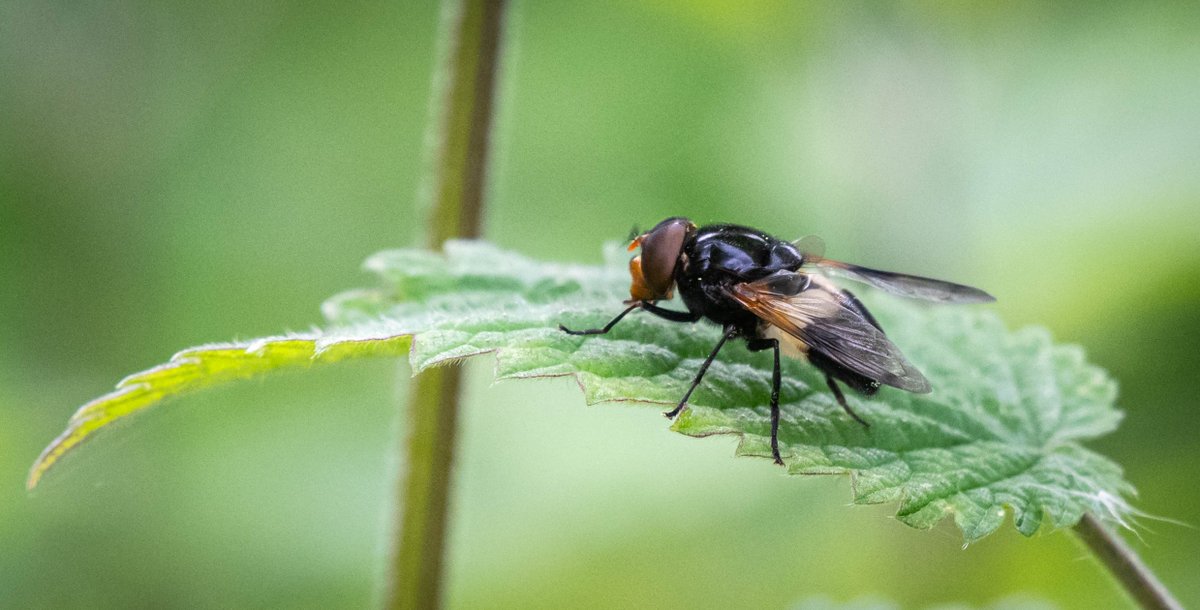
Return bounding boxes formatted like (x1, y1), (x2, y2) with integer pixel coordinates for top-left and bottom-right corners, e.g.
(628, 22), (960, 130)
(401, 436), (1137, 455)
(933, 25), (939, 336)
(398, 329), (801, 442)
(2, 2), (1198, 608)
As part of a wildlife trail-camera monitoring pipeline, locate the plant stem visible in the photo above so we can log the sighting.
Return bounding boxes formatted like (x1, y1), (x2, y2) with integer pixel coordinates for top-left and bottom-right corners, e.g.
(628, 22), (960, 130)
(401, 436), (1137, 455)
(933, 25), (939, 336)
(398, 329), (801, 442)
(383, 1), (506, 609)
(425, 0), (506, 245)
(387, 367), (464, 610)
(1073, 513), (1182, 610)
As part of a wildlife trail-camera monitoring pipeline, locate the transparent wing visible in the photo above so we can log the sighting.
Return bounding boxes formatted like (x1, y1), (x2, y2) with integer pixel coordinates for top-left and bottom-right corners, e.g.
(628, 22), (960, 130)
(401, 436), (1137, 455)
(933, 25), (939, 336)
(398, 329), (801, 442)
(729, 272), (931, 393)
(792, 236), (994, 304)
(811, 260), (995, 303)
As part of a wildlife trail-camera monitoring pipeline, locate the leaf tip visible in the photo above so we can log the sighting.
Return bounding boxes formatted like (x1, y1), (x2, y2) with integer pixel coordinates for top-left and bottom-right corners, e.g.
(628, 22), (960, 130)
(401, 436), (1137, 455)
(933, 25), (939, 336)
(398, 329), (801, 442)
(26, 429), (72, 491)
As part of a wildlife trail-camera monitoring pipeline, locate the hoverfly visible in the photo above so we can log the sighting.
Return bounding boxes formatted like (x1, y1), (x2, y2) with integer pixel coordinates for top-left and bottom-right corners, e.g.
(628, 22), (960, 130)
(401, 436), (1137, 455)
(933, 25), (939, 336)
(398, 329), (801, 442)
(559, 217), (994, 465)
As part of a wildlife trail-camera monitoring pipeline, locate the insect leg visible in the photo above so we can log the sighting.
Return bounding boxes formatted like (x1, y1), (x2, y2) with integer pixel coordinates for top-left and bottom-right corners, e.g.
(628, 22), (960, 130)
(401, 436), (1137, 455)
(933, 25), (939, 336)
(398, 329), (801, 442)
(639, 301), (702, 323)
(664, 326), (737, 419)
(824, 375), (870, 428)
(747, 338), (783, 465)
(560, 301), (700, 336)
(559, 303), (639, 335)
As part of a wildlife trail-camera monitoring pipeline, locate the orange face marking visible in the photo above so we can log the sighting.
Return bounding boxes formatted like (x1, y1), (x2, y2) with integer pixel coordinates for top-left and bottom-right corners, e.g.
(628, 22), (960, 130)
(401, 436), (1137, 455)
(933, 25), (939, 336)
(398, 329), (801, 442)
(628, 255), (655, 301)
(626, 230), (676, 301)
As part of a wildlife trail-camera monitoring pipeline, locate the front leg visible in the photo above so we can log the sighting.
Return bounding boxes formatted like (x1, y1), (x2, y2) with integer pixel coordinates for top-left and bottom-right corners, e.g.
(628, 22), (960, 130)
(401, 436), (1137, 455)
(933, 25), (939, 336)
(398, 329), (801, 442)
(747, 337), (783, 465)
(639, 301), (702, 323)
(559, 303), (639, 336)
(559, 301), (700, 336)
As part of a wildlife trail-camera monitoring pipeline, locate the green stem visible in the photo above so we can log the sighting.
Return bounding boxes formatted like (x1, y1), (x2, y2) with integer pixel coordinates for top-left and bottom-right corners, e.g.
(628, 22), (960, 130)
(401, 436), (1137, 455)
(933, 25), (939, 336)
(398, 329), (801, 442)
(1072, 513), (1182, 610)
(382, 1), (506, 609)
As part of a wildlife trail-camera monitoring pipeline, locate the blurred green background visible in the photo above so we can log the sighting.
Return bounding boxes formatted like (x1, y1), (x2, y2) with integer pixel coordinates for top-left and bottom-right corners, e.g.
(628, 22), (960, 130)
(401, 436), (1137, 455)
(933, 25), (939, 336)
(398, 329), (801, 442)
(2, 1), (1198, 608)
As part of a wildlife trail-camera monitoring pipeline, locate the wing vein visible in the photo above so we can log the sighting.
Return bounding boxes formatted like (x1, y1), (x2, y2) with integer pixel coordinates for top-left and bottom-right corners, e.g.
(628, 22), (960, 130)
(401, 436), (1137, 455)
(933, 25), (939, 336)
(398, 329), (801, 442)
(728, 272), (931, 393)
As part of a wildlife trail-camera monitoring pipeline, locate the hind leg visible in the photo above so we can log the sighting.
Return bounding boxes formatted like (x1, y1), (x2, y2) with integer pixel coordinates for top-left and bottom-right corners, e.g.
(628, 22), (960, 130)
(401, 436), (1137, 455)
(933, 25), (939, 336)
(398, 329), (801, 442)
(824, 374), (870, 428)
(747, 338), (783, 465)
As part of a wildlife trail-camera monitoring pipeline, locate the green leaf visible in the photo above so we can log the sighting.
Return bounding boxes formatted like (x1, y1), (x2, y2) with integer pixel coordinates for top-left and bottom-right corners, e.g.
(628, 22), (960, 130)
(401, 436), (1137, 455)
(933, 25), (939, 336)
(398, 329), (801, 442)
(29, 241), (1133, 542)
(26, 336), (412, 489)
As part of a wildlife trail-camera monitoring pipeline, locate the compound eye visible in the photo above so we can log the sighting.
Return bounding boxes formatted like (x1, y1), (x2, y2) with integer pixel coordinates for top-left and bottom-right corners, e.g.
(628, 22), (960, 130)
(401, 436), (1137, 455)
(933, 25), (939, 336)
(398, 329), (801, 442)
(637, 218), (692, 299)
